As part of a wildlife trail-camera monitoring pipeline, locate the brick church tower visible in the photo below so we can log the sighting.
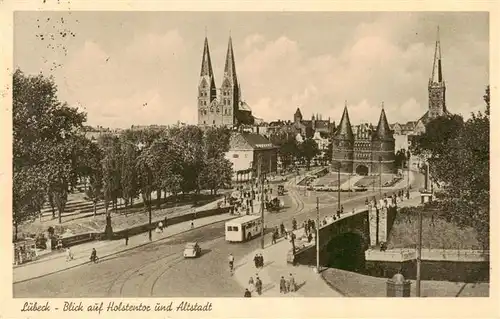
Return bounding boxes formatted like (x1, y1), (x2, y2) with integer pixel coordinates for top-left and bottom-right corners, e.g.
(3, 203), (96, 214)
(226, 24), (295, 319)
(197, 36), (217, 126)
(220, 36), (240, 127)
(428, 26), (448, 119)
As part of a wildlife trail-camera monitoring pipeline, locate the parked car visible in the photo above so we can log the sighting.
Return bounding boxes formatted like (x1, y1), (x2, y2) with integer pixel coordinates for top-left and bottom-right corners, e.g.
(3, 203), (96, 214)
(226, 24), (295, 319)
(183, 242), (201, 258)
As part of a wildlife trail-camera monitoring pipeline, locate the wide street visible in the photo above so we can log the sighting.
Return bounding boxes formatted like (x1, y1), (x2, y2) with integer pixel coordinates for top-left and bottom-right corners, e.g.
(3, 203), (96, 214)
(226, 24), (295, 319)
(14, 170), (423, 298)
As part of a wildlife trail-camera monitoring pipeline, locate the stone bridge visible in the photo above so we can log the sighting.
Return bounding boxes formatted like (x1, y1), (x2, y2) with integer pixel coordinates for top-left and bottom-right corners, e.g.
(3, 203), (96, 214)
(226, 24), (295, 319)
(287, 200), (398, 271)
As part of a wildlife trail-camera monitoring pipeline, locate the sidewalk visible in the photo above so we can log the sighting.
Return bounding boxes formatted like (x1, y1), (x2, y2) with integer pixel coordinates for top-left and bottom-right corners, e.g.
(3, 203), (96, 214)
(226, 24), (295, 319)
(13, 212), (236, 284)
(232, 192), (424, 297)
(233, 237), (343, 297)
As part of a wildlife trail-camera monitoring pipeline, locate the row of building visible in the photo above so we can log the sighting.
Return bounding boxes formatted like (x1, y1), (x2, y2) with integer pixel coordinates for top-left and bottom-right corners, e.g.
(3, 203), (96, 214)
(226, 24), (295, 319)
(201, 27), (449, 180)
(84, 27), (450, 182)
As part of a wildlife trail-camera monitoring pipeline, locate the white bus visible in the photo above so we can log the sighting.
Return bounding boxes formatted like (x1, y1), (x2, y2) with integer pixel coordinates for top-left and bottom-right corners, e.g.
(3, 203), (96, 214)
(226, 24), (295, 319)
(225, 215), (263, 242)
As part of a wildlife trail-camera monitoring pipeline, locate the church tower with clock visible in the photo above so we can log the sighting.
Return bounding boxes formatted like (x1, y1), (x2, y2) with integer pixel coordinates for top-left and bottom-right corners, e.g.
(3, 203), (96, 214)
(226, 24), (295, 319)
(428, 26), (448, 119)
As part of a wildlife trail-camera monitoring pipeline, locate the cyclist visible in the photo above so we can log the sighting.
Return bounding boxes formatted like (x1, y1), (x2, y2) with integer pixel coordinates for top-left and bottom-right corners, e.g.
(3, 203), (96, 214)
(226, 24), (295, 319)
(228, 253), (235, 272)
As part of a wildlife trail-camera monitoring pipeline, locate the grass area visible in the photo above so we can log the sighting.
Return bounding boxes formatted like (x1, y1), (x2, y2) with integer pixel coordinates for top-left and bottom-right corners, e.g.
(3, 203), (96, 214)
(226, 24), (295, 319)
(354, 174), (401, 187)
(19, 194), (223, 238)
(315, 174), (350, 187)
(387, 206), (481, 250)
(322, 268), (489, 297)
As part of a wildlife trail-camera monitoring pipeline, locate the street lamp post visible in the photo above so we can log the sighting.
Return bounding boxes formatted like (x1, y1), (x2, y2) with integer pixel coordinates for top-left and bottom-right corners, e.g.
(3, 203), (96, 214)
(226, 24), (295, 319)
(315, 197), (320, 273)
(379, 156), (382, 199)
(406, 150), (411, 189)
(337, 160), (341, 213)
(259, 154), (265, 250)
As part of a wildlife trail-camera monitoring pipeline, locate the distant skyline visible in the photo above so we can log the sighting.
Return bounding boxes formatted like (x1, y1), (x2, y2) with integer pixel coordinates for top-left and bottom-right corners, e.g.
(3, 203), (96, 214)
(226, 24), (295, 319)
(14, 11), (489, 128)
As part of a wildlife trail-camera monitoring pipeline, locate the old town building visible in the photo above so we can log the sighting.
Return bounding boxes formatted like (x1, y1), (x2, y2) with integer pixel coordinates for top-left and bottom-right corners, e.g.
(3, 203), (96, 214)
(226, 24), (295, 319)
(197, 36), (253, 128)
(332, 105), (396, 175)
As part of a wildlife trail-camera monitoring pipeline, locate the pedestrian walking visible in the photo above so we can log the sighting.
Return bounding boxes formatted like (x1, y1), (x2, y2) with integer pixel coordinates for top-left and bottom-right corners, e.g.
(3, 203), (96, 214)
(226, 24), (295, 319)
(289, 273), (296, 292)
(158, 221), (163, 232)
(280, 223), (285, 237)
(271, 232), (277, 245)
(248, 276), (255, 292)
(260, 254), (265, 268)
(89, 248), (98, 264)
(164, 216), (168, 227)
(244, 288), (252, 297)
(65, 248), (74, 262)
(124, 231), (129, 246)
(253, 254), (259, 269)
(191, 220), (194, 229)
(292, 218), (297, 231)
(255, 277), (262, 295)
(285, 276), (291, 292)
(279, 276), (287, 294)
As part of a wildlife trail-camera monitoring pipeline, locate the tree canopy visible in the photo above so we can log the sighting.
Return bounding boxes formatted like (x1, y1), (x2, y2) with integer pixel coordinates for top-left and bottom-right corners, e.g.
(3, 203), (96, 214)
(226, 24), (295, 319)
(411, 86), (490, 250)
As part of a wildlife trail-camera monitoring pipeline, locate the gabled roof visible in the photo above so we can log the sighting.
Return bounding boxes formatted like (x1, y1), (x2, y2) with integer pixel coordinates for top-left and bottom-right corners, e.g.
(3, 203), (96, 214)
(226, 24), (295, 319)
(229, 132), (276, 150)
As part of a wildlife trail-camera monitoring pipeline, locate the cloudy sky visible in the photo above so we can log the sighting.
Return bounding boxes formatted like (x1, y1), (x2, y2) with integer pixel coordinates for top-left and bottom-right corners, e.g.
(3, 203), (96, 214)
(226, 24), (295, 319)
(14, 11), (489, 128)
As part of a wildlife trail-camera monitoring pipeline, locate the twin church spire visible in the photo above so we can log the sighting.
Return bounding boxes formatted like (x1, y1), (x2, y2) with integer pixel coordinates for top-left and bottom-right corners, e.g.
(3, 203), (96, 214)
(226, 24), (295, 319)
(198, 34), (241, 127)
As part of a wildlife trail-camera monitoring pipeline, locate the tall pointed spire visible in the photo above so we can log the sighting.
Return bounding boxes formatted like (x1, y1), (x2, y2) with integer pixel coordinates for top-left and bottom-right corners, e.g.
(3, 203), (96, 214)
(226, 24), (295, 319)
(200, 36), (214, 78)
(375, 103), (392, 140)
(224, 36), (238, 86)
(430, 26), (443, 83)
(335, 104), (354, 140)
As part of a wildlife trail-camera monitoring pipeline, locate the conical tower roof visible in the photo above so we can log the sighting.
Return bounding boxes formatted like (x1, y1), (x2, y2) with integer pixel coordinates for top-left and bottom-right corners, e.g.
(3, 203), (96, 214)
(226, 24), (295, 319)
(223, 36), (238, 86)
(295, 108), (302, 117)
(430, 26), (443, 84)
(200, 37), (214, 78)
(375, 105), (393, 140)
(335, 105), (354, 141)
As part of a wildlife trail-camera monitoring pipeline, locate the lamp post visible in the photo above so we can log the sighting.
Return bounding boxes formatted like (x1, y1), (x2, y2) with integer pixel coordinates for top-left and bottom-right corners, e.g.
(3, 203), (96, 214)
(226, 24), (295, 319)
(337, 160), (341, 213)
(406, 150), (411, 189)
(259, 154), (265, 250)
(315, 197), (320, 273)
(379, 156), (382, 200)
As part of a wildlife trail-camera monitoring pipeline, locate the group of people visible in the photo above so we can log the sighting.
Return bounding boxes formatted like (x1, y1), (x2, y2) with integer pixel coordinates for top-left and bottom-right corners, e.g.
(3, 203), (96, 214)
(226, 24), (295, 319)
(245, 275), (263, 297)
(279, 273), (296, 294)
(253, 253), (265, 268)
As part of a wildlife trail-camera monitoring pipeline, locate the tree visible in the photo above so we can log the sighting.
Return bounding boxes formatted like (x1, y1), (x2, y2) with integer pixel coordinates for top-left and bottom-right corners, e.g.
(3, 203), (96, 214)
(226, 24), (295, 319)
(169, 126), (205, 196)
(298, 138), (319, 170)
(100, 136), (122, 213)
(83, 141), (104, 216)
(13, 69), (86, 227)
(136, 147), (155, 241)
(120, 140), (138, 208)
(270, 130), (299, 170)
(412, 86), (490, 250)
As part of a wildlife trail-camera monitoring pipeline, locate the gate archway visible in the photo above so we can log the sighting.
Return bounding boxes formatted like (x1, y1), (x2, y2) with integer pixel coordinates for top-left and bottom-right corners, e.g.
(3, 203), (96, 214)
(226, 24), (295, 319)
(355, 164), (369, 176)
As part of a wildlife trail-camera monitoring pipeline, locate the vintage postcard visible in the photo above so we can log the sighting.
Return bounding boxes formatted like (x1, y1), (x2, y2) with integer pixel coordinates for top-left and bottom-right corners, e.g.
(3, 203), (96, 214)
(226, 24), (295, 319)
(0, 1), (498, 318)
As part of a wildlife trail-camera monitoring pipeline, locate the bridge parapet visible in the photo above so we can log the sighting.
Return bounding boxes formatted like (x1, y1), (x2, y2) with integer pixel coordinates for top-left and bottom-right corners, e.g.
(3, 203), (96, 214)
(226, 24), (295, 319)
(288, 204), (398, 266)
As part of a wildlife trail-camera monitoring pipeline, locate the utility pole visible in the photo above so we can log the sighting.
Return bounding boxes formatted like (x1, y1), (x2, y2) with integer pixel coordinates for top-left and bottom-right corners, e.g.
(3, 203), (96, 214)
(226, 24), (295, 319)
(259, 154), (265, 250)
(416, 202), (422, 297)
(379, 156), (382, 199)
(315, 197), (320, 273)
(406, 150), (410, 189)
(337, 161), (341, 213)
